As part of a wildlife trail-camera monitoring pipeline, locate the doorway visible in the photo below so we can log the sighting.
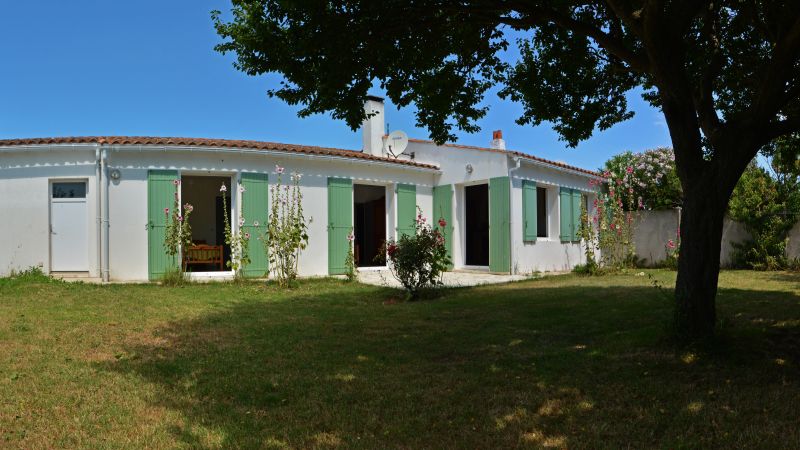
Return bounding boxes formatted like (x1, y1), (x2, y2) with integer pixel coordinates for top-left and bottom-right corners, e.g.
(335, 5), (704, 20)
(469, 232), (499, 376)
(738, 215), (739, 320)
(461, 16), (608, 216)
(354, 184), (386, 267)
(464, 183), (489, 266)
(50, 181), (89, 272)
(181, 175), (232, 272)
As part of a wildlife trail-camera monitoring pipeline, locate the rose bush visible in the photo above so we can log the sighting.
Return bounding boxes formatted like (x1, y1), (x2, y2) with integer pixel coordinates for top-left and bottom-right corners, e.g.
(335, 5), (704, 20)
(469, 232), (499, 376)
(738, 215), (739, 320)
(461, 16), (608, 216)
(382, 207), (451, 299)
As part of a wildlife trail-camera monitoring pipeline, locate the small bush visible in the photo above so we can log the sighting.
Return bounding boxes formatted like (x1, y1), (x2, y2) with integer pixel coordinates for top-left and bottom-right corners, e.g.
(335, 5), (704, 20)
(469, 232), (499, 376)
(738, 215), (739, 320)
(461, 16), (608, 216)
(383, 207), (451, 300)
(160, 267), (188, 287)
(7, 266), (51, 282)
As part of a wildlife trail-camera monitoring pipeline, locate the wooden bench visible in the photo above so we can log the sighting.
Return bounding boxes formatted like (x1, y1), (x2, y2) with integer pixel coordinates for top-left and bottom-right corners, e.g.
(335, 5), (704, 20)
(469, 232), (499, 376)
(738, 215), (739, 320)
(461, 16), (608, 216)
(183, 244), (224, 271)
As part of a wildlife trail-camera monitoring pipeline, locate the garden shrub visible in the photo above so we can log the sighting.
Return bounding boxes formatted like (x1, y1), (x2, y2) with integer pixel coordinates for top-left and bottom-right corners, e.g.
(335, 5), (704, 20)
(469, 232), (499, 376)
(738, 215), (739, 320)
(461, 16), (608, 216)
(163, 179), (193, 281)
(728, 162), (800, 270)
(602, 148), (681, 210)
(220, 182), (251, 276)
(261, 166), (309, 287)
(383, 208), (451, 299)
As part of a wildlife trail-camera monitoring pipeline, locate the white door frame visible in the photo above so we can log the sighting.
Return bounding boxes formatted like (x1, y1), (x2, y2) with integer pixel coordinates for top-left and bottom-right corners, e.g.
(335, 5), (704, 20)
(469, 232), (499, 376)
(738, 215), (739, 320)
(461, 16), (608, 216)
(49, 178), (90, 273)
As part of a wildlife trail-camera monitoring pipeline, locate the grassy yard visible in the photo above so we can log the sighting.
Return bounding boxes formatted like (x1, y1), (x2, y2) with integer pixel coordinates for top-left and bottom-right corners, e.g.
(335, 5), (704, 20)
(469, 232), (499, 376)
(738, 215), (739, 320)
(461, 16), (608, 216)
(1, 271), (799, 449)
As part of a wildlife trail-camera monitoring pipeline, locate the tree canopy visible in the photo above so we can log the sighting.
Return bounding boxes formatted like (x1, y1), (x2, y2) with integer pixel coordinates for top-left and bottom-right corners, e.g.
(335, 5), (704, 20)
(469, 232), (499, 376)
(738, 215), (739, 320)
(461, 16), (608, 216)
(213, 1), (800, 339)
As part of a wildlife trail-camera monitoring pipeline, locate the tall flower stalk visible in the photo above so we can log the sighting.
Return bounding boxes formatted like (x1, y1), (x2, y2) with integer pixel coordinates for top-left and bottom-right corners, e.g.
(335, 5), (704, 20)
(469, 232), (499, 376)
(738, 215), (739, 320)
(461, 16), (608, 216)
(261, 166), (309, 287)
(220, 182), (251, 276)
(583, 168), (643, 270)
(163, 179), (193, 273)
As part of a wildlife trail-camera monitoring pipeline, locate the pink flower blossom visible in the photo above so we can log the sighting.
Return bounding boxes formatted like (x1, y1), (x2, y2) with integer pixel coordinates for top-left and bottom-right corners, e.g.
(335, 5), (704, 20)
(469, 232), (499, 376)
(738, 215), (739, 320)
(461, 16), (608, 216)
(347, 232), (355, 242)
(438, 218), (447, 228)
(275, 165), (285, 175)
(173, 179), (181, 186)
(244, 232), (251, 240)
(667, 239), (676, 249)
(626, 166), (633, 174)
(220, 184), (227, 192)
(239, 184), (246, 193)
(177, 215), (183, 222)
(184, 203), (193, 213)
(164, 207), (169, 216)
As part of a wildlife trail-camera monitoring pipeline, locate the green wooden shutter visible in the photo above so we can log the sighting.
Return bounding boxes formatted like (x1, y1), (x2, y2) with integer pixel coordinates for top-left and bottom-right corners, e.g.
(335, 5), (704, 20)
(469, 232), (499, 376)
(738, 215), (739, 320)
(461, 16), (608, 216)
(241, 172), (269, 278)
(559, 187), (572, 242)
(328, 177), (353, 275)
(147, 170), (179, 280)
(489, 176), (511, 273)
(433, 184), (453, 269)
(396, 183), (417, 238)
(522, 180), (537, 242)
(571, 189), (583, 241)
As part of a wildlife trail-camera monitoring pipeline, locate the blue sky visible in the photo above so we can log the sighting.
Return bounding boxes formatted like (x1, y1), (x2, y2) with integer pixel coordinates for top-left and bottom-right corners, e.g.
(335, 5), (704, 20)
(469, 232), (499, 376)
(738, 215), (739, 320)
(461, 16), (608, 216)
(0, 0), (672, 170)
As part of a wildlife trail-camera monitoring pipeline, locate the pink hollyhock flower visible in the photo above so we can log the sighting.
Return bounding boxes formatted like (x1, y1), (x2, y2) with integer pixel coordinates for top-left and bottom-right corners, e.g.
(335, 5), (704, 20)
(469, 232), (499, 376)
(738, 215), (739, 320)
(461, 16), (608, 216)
(275, 165), (285, 175)
(347, 232), (355, 242)
(183, 203), (193, 213)
(239, 184), (246, 193)
(438, 218), (447, 228)
(667, 239), (676, 249)
(244, 232), (251, 239)
(173, 179), (181, 186)
(220, 184), (227, 192)
(177, 215), (183, 222)
(164, 207), (169, 216)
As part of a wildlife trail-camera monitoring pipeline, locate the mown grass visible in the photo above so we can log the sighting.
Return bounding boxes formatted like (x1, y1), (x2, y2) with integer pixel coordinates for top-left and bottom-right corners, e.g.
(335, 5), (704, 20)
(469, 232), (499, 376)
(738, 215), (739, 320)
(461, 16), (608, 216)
(1, 271), (799, 448)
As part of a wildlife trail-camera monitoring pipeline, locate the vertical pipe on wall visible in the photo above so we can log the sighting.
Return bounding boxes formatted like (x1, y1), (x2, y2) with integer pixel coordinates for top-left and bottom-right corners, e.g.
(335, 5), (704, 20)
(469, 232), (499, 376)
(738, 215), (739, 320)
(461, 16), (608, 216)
(101, 145), (110, 282)
(507, 156), (522, 275)
(95, 145), (102, 279)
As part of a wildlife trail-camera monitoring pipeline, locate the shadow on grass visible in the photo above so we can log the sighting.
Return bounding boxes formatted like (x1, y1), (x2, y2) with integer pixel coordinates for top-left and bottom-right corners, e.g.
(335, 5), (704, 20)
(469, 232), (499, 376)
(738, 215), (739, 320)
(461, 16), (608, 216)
(99, 282), (800, 448)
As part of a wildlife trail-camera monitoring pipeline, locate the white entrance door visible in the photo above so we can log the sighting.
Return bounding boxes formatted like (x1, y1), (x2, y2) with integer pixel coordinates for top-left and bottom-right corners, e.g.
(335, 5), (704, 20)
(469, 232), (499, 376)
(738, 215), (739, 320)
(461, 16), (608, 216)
(50, 181), (89, 272)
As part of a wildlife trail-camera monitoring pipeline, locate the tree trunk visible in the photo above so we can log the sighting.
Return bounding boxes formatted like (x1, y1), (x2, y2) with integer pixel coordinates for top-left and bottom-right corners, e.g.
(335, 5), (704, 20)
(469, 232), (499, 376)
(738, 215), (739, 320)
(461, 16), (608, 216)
(674, 180), (727, 339)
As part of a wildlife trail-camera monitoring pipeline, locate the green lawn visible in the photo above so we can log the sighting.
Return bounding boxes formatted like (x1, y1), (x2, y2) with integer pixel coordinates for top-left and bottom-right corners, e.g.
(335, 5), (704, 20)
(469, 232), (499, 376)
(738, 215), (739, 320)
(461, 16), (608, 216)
(1, 271), (799, 448)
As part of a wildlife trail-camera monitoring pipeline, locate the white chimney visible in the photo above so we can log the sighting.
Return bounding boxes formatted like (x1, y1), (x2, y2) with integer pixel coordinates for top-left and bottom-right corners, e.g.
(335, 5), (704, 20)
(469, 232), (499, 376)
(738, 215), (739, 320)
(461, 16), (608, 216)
(362, 96), (385, 157)
(490, 130), (506, 150)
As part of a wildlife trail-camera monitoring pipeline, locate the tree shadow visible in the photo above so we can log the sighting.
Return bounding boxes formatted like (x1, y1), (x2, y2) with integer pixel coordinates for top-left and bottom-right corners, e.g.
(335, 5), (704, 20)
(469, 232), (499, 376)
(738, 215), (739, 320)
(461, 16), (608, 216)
(98, 282), (800, 448)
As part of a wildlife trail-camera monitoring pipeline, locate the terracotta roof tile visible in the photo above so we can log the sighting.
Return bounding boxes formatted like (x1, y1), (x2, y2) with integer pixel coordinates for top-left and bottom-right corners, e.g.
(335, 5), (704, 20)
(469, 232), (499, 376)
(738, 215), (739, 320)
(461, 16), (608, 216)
(0, 136), (439, 170)
(407, 138), (600, 177)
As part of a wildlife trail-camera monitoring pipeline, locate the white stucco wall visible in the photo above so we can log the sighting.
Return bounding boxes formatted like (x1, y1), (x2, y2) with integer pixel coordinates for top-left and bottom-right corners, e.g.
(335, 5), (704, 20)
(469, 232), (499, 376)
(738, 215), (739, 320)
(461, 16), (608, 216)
(510, 162), (595, 273)
(633, 209), (752, 267)
(0, 147), (100, 276)
(104, 148), (436, 280)
(1, 138), (602, 280)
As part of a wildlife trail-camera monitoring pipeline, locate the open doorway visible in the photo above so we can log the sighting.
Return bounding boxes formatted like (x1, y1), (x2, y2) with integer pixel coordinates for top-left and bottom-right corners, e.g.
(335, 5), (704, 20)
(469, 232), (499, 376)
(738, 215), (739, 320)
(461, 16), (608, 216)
(464, 183), (489, 266)
(181, 175), (232, 272)
(354, 184), (386, 267)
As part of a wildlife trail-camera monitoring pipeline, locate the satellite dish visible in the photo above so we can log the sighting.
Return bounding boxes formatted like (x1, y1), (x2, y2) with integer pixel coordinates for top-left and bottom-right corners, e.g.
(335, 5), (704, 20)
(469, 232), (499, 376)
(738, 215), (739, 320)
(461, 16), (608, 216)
(385, 130), (409, 158)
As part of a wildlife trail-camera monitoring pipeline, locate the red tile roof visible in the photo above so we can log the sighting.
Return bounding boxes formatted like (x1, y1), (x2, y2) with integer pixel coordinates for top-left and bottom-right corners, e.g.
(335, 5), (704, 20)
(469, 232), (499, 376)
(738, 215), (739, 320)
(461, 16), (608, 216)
(407, 138), (600, 177)
(0, 136), (439, 170)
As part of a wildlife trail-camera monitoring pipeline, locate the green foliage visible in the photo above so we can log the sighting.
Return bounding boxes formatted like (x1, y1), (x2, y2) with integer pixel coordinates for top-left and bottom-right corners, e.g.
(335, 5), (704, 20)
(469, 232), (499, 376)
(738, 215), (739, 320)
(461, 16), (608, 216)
(262, 167), (309, 287)
(220, 182), (250, 276)
(602, 148), (682, 210)
(163, 180), (193, 271)
(383, 208), (451, 300)
(728, 162), (800, 270)
(344, 228), (357, 282)
(583, 172), (640, 270)
(7, 266), (51, 283)
(160, 266), (188, 287)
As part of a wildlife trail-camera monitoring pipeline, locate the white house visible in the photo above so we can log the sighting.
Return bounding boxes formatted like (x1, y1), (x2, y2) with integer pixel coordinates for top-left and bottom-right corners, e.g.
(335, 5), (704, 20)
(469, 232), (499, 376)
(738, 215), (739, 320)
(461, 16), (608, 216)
(0, 97), (600, 281)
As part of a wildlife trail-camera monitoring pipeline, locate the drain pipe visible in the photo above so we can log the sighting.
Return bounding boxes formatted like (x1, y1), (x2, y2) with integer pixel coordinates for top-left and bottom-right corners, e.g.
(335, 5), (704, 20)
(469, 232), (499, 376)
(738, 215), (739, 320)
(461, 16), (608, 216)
(508, 156), (522, 275)
(95, 145), (102, 279)
(101, 144), (111, 282)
